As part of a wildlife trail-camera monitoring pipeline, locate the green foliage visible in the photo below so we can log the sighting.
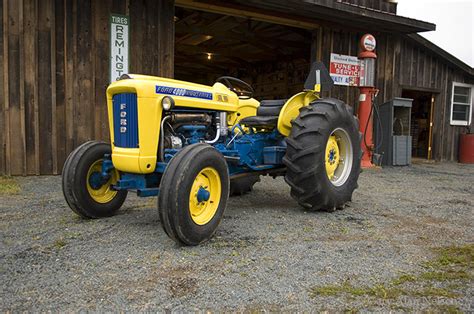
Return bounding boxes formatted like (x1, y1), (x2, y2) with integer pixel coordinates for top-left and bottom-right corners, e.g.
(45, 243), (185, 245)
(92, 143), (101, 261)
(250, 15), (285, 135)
(53, 238), (67, 249)
(309, 244), (473, 301)
(0, 176), (21, 195)
(425, 244), (473, 269)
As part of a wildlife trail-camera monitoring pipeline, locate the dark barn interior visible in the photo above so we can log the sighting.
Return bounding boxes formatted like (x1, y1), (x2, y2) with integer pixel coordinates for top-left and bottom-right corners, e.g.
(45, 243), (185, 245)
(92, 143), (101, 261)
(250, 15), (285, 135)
(402, 90), (433, 159)
(174, 8), (311, 100)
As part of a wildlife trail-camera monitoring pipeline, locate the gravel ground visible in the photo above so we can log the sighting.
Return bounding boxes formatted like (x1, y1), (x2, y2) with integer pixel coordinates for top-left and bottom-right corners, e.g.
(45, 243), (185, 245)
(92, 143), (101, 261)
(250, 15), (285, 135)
(1, 162), (473, 312)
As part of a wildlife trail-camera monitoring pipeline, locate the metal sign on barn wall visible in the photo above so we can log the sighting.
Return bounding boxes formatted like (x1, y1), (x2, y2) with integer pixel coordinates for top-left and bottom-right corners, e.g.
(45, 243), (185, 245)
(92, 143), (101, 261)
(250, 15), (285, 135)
(329, 53), (361, 86)
(110, 14), (130, 83)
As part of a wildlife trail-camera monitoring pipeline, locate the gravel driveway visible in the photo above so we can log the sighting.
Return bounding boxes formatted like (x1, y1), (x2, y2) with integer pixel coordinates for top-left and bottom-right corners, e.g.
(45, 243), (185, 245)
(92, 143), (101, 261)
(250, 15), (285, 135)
(1, 162), (473, 312)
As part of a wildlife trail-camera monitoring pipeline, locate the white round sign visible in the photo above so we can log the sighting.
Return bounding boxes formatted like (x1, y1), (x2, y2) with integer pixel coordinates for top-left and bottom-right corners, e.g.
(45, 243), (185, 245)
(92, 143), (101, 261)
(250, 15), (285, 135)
(362, 34), (376, 52)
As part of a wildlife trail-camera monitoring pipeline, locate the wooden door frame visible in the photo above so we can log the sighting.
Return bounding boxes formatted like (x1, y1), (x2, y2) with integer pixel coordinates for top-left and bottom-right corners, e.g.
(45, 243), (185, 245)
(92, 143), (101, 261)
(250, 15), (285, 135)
(427, 94), (435, 160)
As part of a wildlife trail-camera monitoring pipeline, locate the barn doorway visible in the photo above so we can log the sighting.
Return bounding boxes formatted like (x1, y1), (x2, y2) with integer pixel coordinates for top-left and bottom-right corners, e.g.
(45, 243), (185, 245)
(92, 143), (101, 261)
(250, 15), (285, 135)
(173, 7), (312, 100)
(401, 90), (435, 159)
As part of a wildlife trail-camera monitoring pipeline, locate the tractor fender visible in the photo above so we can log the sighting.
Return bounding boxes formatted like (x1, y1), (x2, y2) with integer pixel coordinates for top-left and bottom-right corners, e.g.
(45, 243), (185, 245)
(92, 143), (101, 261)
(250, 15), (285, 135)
(277, 91), (319, 136)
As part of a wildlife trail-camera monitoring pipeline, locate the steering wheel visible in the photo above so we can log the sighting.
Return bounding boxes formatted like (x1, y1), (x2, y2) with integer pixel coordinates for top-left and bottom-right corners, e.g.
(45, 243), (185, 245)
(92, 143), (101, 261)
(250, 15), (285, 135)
(216, 76), (254, 99)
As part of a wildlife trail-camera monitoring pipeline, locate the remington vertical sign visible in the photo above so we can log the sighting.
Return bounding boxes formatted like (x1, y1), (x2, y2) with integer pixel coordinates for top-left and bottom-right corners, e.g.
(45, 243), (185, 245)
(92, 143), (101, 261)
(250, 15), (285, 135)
(110, 14), (130, 83)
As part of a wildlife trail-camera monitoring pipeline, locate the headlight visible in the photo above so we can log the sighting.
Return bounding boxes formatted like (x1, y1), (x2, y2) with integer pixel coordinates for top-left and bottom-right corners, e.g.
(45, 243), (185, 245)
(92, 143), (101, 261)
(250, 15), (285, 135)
(162, 96), (174, 110)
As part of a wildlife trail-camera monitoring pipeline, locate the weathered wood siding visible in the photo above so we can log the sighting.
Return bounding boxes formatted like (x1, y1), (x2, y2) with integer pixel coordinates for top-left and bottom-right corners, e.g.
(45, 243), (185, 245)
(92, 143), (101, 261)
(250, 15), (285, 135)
(398, 37), (474, 161)
(0, 0), (174, 175)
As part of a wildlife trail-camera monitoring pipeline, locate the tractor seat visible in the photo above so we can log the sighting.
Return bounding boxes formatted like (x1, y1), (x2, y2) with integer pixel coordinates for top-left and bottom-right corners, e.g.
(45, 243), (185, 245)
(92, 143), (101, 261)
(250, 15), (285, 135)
(238, 116), (279, 128)
(257, 99), (287, 116)
(239, 99), (287, 128)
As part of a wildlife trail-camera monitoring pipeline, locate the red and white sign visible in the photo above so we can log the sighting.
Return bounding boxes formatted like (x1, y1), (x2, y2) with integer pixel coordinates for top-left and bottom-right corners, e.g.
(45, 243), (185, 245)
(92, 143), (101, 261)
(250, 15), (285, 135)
(361, 34), (376, 52)
(329, 53), (360, 86)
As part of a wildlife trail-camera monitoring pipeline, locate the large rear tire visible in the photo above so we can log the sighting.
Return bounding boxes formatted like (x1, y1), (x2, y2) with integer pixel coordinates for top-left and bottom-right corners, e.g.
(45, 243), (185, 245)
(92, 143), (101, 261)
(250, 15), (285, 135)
(158, 144), (230, 245)
(283, 98), (361, 211)
(62, 141), (127, 218)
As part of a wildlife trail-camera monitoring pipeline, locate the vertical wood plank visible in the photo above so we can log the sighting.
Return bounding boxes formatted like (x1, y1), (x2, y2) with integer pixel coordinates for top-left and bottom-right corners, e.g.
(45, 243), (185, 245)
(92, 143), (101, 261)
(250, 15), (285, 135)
(375, 34), (386, 102)
(448, 72), (455, 161)
(91, 0), (98, 140)
(7, 0), (24, 175)
(348, 30), (359, 108)
(319, 27), (332, 98)
(317, 27), (323, 63)
(406, 42), (413, 86)
(417, 49), (424, 87)
(54, 0), (66, 172)
(94, 0), (112, 142)
(427, 54), (433, 88)
(130, 0), (144, 74)
(434, 63), (444, 160)
(441, 64), (449, 160)
(23, 0), (38, 175)
(446, 68), (454, 161)
(331, 29), (341, 100)
(399, 38), (407, 85)
(435, 96), (442, 160)
(33, 0), (40, 174)
(50, 0), (57, 174)
(19, 0), (26, 175)
(430, 56), (437, 89)
(64, 0), (75, 154)
(391, 36), (401, 98)
(3, 0), (9, 176)
(75, 0), (93, 145)
(38, 0), (53, 174)
(144, 0), (155, 75)
(159, 0), (175, 77)
(410, 47), (417, 86)
(383, 35), (393, 101)
(0, 0), (5, 174)
(344, 30), (351, 105)
(423, 50), (430, 88)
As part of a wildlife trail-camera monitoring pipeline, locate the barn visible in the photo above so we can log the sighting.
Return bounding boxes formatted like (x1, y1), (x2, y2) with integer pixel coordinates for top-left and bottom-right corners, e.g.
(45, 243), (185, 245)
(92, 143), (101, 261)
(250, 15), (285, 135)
(1, 0), (473, 175)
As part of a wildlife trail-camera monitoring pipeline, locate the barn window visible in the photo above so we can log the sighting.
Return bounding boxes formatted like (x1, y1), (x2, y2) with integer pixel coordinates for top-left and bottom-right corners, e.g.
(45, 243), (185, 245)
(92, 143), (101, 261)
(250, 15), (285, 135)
(450, 82), (473, 126)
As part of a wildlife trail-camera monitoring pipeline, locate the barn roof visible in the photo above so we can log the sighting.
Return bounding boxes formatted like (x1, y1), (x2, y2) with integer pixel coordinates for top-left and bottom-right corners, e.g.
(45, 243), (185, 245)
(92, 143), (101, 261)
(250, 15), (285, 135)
(176, 0), (436, 33)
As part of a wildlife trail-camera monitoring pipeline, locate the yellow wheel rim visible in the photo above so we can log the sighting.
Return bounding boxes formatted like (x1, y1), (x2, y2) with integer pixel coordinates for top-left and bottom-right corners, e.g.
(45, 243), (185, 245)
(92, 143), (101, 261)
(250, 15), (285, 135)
(189, 167), (221, 225)
(325, 135), (340, 180)
(325, 128), (353, 186)
(86, 160), (119, 204)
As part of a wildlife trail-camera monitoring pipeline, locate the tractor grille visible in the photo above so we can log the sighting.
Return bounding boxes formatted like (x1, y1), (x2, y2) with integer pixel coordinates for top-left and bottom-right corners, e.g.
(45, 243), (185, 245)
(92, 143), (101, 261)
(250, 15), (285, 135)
(112, 93), (139, 148)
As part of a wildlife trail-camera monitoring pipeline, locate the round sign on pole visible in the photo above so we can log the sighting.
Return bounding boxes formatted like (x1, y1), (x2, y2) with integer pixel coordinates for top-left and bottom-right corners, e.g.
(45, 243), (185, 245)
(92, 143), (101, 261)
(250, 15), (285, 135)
(360, 34), (376, 52)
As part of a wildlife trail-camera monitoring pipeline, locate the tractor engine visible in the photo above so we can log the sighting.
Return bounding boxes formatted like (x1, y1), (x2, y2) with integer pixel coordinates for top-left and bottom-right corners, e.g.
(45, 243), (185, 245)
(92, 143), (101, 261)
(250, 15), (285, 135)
(160, 112), (227, 161)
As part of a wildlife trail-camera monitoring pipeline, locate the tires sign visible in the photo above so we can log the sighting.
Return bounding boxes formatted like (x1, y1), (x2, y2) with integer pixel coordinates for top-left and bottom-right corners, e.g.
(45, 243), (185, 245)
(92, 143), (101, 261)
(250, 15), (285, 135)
(329, 53), (361, 86)
(110, 14), (130, 83)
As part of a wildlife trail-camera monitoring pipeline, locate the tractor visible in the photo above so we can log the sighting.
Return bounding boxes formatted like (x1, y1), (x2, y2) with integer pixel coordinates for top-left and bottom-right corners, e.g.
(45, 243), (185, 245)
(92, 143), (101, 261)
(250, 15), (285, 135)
(62, 62), (361, 246)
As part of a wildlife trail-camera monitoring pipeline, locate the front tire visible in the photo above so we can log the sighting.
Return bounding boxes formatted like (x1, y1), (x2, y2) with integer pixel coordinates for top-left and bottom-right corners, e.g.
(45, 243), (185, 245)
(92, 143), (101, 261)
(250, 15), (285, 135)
(283, 98), (361, 211)
(158, 144), (230, 246)
(62, 141), (127, 218)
